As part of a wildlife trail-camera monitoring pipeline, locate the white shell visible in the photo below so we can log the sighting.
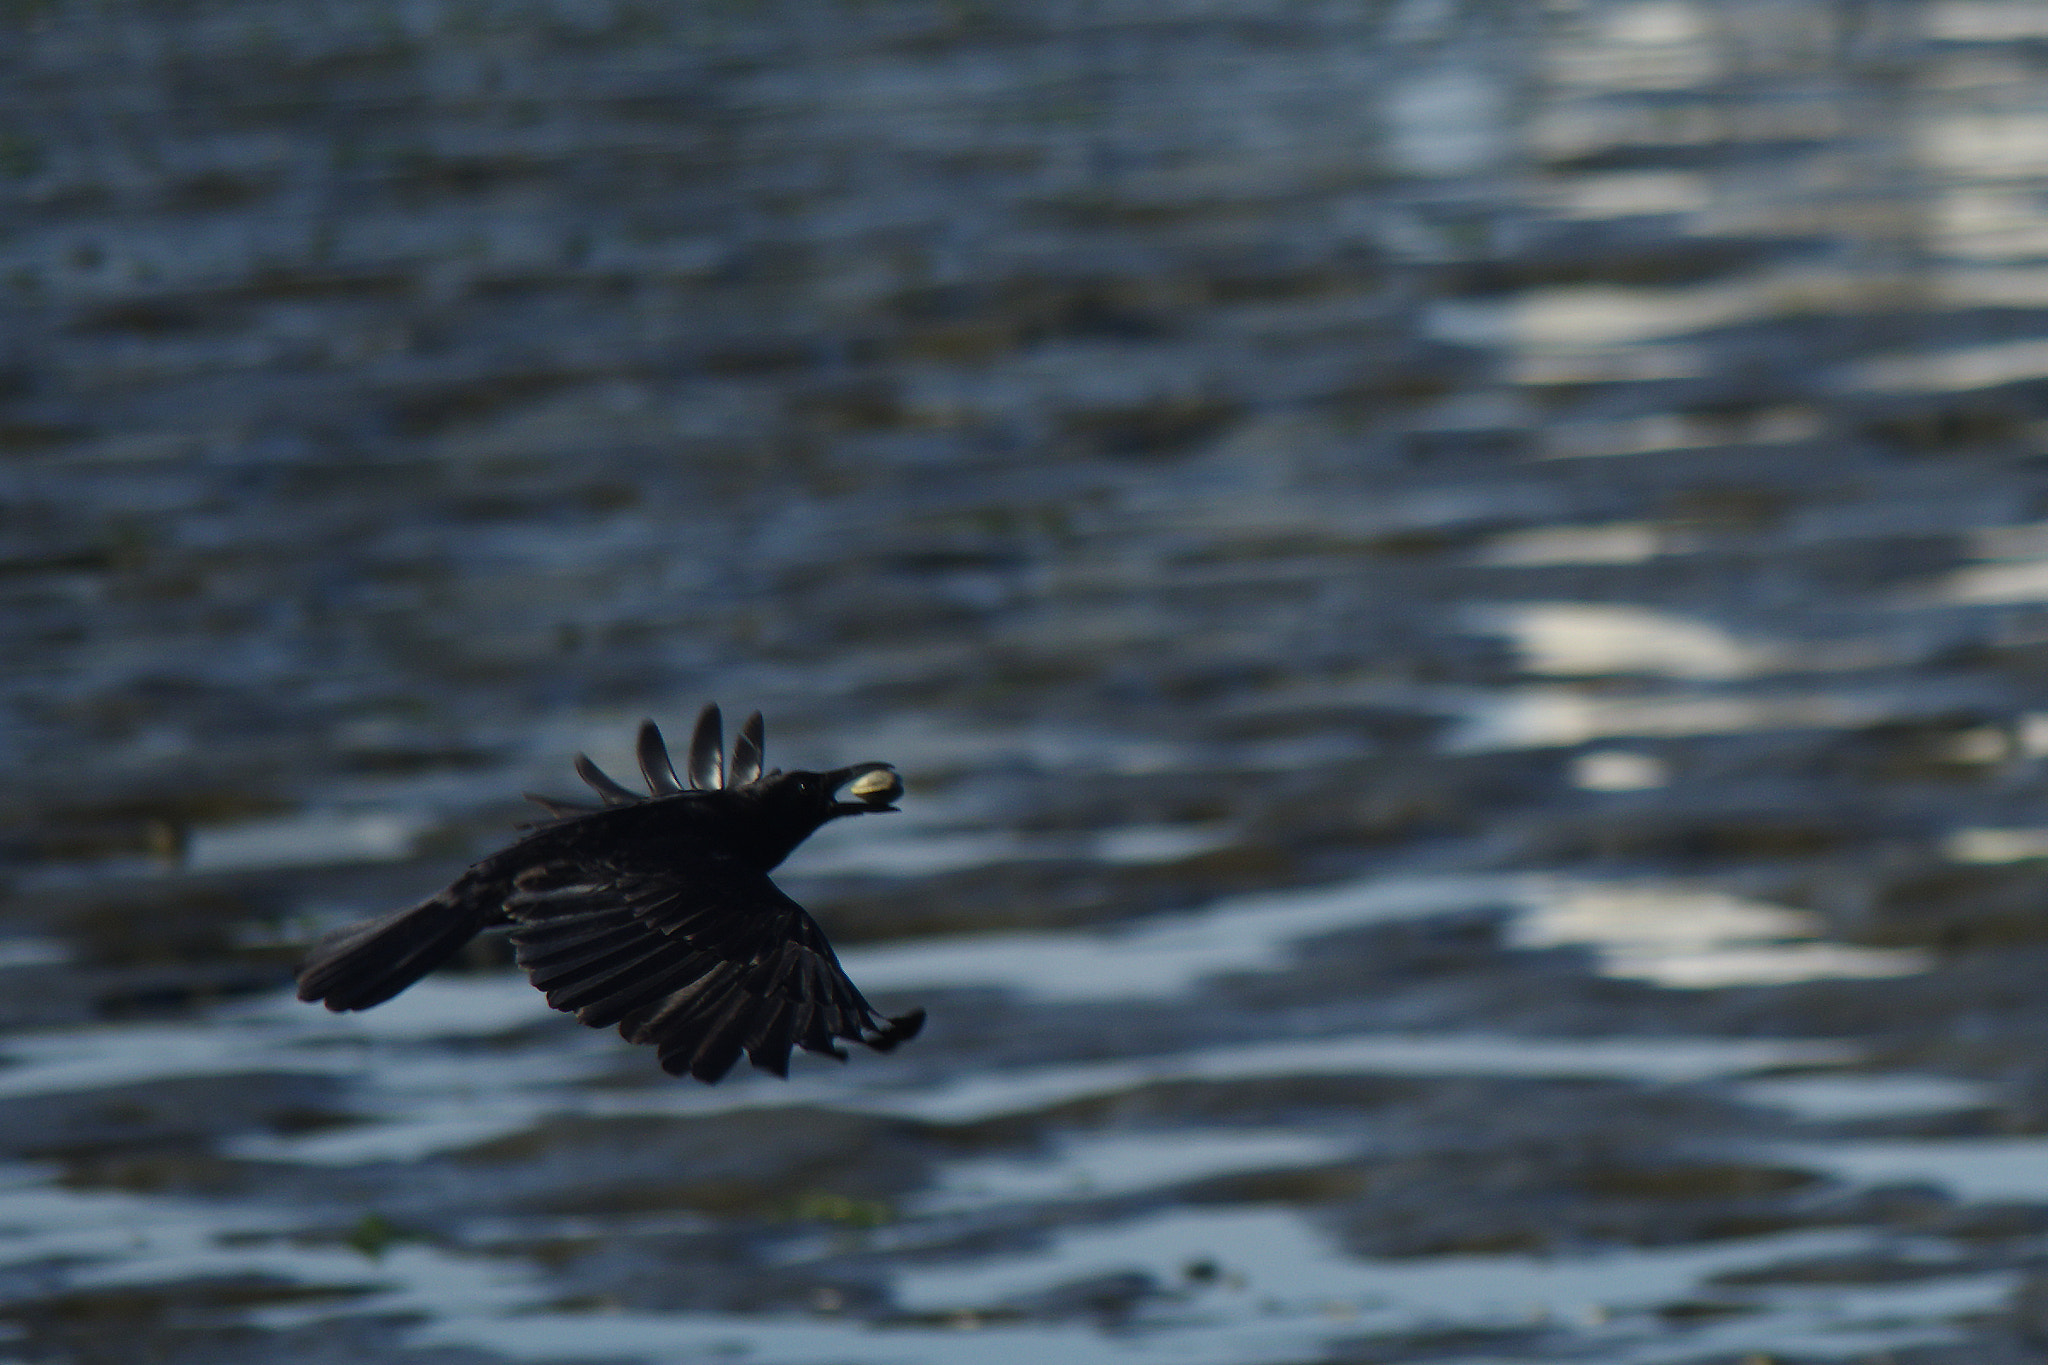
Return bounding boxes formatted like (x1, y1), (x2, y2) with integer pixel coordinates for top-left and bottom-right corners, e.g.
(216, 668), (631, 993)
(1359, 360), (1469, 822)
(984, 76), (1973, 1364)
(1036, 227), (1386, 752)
(847, 769), (903, 803)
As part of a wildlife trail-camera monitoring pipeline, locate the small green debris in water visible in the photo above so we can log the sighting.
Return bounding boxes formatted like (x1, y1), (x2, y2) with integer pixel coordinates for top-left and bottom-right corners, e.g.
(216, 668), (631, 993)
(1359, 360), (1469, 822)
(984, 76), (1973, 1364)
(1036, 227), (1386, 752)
(789, 1192), (893, 1227)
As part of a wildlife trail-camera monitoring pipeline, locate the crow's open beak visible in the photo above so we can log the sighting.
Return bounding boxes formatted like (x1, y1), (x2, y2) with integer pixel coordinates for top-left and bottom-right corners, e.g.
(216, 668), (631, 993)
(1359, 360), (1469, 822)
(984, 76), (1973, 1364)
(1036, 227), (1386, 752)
(830, 763), (902, 814)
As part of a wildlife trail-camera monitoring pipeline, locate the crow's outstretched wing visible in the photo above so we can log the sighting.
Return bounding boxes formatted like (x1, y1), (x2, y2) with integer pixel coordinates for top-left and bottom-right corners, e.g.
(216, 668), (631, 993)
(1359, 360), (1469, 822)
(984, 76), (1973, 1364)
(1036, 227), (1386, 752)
(504, 866), (923, 1082)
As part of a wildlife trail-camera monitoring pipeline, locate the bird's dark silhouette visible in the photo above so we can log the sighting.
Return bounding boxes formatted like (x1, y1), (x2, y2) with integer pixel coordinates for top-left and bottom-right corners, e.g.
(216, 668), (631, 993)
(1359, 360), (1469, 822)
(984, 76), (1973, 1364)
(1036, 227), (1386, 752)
(296, 706), (924, 1082)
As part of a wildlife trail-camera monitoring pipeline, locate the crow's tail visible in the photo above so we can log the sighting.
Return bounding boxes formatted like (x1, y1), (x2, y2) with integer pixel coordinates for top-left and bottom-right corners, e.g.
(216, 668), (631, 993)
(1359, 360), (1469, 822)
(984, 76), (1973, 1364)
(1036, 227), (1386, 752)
(296, 876), (504, 1012)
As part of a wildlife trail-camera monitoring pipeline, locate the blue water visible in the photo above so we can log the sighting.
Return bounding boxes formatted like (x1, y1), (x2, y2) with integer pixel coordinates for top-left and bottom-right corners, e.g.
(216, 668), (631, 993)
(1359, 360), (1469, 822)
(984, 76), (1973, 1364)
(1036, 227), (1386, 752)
(10, 0), (2048, 1359)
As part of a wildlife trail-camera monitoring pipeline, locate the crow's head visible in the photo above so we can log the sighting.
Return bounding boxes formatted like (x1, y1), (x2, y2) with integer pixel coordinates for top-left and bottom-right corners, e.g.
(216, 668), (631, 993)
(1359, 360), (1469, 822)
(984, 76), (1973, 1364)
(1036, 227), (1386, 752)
(736, 760), (901, 853)
(682, 705), (901, 866)
(748, 761), (904, 818)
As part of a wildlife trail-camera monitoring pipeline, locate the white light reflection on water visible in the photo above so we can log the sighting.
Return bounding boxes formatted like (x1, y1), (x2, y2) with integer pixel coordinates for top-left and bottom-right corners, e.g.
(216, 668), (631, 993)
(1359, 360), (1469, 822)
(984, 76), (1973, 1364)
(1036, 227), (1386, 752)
(0, 1165), (587, 1361)
(1779, 1135), (2048, 1204)
(840, 873), (1523, 1001)
(0, 1163), (295, 1276)
(1447, 684), (1914, 750)
(0, 1092), (2008, 1365)
(1474, 521), (1680, 566)
(1623, 1273), (2013, 1365)
(890, 1207), (1999, 1365)
(914, 1129), (1354, 1213)
(225, 1026), (1852, 1167)
(1543, 170), (1711, 220)
(0, 865), (1920, 1171)
(0, 940), (69, 970)
(841, 864), (1907, 1003)
(411, 1312), (1123, 1365)
(0, 1021), (342, 1101)
(0, 974), (589, 1104)
(842, 1033), (1854, 1130)
(0, 972), (1855, 1168)
(1947, 826), (2048, 862)
(1926, 521), (2048, 605)
(182, 810), (425, 873)
(1510, 882), (1928, 990)
(0, 909), (1976, 1364)
(1929, 0), (2048, 41)
(894, 1205), (1815, 1316)
(1540, 406), (1821, 460)
(1858, 337), (2048, 395)
(0, 861), (1910, 1196)
(1472, 603), (1775, 679)
(1495, 277), (1790, 350)
(1383, 64), (1510, 178)
(13, 1168), (2000, 1365)
(793, 821), (1232, 878)
(1612, 942), (1928, 988)
(375, 1217), (2013, 1365)
(1737, 1074), (1990, 1123)
(1569, 749), (1670, 790)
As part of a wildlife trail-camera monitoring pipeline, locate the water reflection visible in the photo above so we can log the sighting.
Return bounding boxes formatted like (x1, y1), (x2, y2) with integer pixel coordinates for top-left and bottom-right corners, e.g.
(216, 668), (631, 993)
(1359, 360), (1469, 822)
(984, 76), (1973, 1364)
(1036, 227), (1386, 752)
(892, 1210), (1998, 1365)
(1473, 603), (1775, 679)
(1933, 522), (2048, 605)
(1541, 406), (1822, 460)
(1474, 521), (1682, 567)
(915, 1130), (1354, 1212)
(840, 874), (1521, 1002)
(183, 810), (424, 874)
(1861, 338), (2048, 395)
(1947, 826), (2048, 862)
(1511, 883), (1928, 989)
(1569, 749), (1671, 790)
(1784, 1136), (2048, 1203)
(1737, 1074), (1990, 1123)
(1449, 684), (1906, 750)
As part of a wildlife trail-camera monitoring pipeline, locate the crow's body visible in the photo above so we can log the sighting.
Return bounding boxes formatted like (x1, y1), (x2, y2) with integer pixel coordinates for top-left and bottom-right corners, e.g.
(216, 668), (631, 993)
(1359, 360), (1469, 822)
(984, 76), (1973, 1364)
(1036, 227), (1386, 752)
(296, 706), (924, 1082)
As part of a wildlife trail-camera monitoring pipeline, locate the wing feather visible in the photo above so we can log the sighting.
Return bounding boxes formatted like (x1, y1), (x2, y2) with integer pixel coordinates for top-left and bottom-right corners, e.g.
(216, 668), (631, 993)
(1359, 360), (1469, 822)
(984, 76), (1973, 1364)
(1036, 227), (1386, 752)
(575, 756), (643, 806)
(730, 712), (765, 786)
(525, 930), (659, 994)
(687, 705), (724, 791)
(546, 939), (699, 1015)
(744, 998), (800, 1078)
(675, 989), (756, 1081)
(572, 948), (721, 1031)
(638, 721), (685, 795)
(502, 867), (912, 1082)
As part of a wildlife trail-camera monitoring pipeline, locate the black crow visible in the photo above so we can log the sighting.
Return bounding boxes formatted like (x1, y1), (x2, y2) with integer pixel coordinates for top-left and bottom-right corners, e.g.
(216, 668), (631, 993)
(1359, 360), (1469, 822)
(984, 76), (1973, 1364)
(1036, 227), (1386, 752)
(297, 705), (924, 1082)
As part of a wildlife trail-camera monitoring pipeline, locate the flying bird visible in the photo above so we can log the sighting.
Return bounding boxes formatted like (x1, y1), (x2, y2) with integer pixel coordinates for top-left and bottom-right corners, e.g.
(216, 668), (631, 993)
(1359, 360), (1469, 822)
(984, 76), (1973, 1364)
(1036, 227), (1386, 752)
(297, 706), (924, 1082)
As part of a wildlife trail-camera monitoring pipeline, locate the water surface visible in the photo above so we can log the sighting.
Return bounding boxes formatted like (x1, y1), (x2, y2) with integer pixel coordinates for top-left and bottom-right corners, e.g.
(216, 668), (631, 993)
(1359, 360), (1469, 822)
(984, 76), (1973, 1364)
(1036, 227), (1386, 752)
(10, 0), (2048, 1361)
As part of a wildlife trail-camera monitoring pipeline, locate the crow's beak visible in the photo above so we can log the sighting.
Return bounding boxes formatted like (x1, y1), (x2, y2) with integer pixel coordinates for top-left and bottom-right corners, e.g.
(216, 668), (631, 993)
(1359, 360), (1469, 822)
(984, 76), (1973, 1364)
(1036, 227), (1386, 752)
(829, 763), (902, 814)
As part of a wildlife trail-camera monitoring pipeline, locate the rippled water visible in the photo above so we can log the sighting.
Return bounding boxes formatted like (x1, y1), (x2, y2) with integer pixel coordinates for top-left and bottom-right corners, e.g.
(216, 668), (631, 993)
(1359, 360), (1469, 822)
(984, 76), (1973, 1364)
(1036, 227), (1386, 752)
(13, 0), (2048, 1360)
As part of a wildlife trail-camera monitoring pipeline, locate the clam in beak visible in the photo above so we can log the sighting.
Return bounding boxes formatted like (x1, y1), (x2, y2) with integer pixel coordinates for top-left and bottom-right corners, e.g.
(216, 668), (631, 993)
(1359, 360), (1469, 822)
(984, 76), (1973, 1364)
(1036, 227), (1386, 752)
(833, 763), (903, 813)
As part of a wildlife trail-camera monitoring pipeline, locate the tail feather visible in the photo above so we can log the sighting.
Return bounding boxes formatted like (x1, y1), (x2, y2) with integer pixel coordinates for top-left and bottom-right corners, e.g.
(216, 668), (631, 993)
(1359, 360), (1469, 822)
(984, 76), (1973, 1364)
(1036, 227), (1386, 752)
(296, 882), (501, 1012)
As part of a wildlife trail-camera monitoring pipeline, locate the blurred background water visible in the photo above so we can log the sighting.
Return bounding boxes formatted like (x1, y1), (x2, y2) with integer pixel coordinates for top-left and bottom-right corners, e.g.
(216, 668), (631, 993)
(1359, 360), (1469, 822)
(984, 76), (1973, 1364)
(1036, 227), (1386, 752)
(12, 0), (2048, 1360)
